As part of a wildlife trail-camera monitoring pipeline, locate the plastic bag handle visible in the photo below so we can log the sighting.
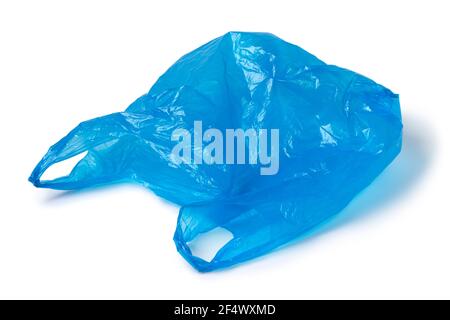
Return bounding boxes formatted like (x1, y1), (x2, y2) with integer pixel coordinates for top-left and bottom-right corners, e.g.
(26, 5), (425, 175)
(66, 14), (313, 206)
(173, 203), (293, 272)
(173, 218), (240, 272)
(29, 113), (125, 189)
(172, 203), (238, 272)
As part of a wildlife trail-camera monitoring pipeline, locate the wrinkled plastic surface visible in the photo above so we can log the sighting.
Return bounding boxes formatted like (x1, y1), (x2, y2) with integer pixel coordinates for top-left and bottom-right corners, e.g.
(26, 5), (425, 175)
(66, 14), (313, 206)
(29, 32), (403, 272)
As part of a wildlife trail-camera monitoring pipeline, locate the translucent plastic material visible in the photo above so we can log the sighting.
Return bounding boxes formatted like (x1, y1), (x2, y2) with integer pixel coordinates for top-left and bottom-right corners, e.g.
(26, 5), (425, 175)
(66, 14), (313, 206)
(29, 32), (403, 272)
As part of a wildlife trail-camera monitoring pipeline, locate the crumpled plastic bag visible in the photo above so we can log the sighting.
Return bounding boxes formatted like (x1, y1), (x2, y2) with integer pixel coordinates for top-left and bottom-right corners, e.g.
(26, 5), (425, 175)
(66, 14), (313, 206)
(29, 32), (403, 272)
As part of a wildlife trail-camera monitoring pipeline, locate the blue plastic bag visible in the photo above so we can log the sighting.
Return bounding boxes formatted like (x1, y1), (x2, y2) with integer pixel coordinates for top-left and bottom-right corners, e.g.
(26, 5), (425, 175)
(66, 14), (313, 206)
(29, 32), (402, 272)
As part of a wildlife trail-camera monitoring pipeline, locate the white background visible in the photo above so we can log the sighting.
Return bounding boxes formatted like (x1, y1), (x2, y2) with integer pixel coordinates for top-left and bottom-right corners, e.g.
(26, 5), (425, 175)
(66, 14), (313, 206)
(0, 0), (448, 299)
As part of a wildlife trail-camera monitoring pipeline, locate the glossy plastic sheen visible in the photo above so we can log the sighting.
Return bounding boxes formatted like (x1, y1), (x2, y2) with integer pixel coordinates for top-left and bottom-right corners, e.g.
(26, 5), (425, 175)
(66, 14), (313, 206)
(29, 32), (403, 272)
